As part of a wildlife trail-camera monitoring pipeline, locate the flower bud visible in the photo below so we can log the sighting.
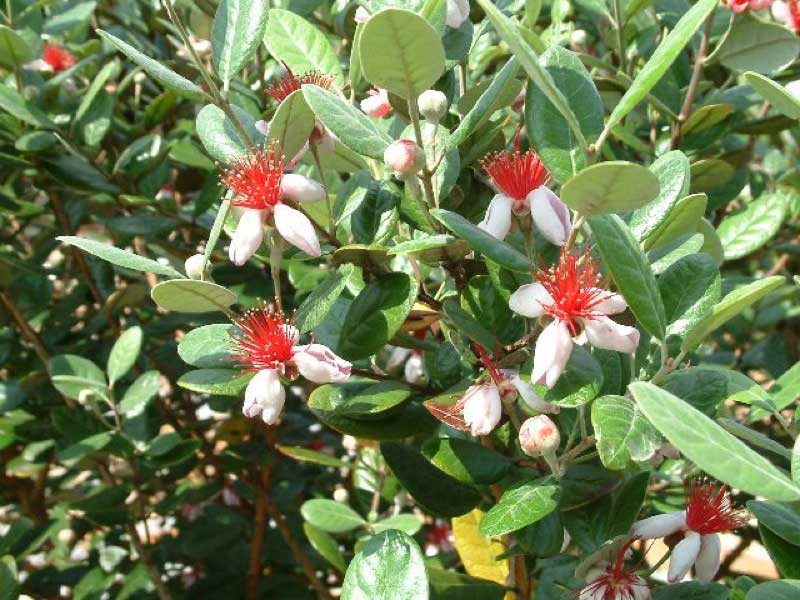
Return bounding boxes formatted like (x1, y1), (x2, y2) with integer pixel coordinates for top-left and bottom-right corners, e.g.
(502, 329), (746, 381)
(570, 29), (588, 49)
(418, 89), (448, 123)
(384, 140), (424, 176)
(519, 415), (560, 457)
(333, 487), (349, 503)
(462, 383), (502, 436)
(184, 254), (208, 280)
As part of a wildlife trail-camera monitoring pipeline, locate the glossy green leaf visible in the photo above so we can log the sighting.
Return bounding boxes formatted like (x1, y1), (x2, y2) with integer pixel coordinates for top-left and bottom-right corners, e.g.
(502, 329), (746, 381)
(150, 279), (237, 314)
(295, 266), (353, 333)
(744, 72), (800, 120)
(0, 25), (32, 68)
(630, 382), (800, 501)
(652, 582), (729, 600)
(372, 514), (423, 535)
(107, 326), (142, 385)
(479, 478), (561, 537)
(644, 193), (707, 252)
(717, 15), (800, 74)
(277, 445), (348, 468)
(118, 371), (160, 418)
(589, 215), (666, 339)
(442, 299), (496, 350)
(630, 151), (691, 242)
(177, 324), (233, 369)
(662, 367), (729, 417)
(758, 526), (800, 578)
(212, 0), (269, 86)
(560, 161), (659, 215)
(56, 236), (183, 279)
(746, 580), (800, 600)
(360, 9), (445, 99)
(48, 355), (106, 401)
(196, 103), (263, 163)
(342, 530), (428, 600)
(176, 369), (252, 397)
(717, 193), (788, 260)
(303, 523), (347, 572)
(0, 84), (54, 129)
(301, 499), (366, 533)
(748, 501), (800, 548)
(312, 400), (437, 440)
(266, 89), (315, 161)
(591, 395), (660, 470)
(422, 438), (512, 485)
(681, 104), (733, 136)
(308, 381), (411, 420)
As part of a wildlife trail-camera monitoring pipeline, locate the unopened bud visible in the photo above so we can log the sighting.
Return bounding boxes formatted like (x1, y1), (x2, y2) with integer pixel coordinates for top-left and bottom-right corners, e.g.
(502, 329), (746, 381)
(570, 29), (588, 49)
(418, 89), (448, 123)
(333, 487), (349, 503)
(384, 140), (424, 175)
(519, 415), (560, 457)
(184, 254), (208, 280)
(133, 71), (147, 84)
(78, 389), (94, 405)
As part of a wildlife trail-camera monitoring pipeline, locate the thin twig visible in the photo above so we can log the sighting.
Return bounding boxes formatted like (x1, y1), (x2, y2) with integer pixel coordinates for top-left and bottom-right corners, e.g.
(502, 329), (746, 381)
(407, 98), (439, 211)
(0, 291), (50, 367)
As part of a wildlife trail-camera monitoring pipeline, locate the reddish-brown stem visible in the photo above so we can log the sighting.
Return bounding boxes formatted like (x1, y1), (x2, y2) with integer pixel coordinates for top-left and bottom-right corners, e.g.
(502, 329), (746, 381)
(247, 424), (276, 600)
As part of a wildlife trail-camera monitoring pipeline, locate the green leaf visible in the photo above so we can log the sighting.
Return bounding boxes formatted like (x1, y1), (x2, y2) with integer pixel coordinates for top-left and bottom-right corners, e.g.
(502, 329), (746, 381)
(442, 299), (496, 350)
(303, 85), (393, 160)
(589, 215), (667, 339)
(196, 103), (263, 163)
(107, 326), (143, 385)
(266, 89), (315, 161)
(662, 367), (729, 416)
(308, 381), (411, 420)
(119, 371), (160, 418)
(212, 0), (269, 86)
(630, 382), (800, 501)
(644, 194), (707, 252)
(97, 30), (206, 100)
(177, 369), (252, 397)
(759, 525), (800, 578)
(301, 499), (366, 533)
(0, 556), (18, 600)
(630, 151), (691, 242)
(682, 276), (784, 351)
(0, 25), (32, 68)
(717, 192), (788, 260)
(476, 0), (586, 155)
(652, 582), (730, 600)
(311, 397), (436, 440)
(0, 82), (55, 129)
(422, 437), (512, 485)
(277, 445), (347, 468)
(546, 345), (604, 407)
(719, 418), (793, 459)
(295, 266), (353, 333)
(680, 103), (734, 136)
(525, 46), (603, 183)
(48, 355), (106, 401)
(265, 9), (344, 85)
(57, 431), (112, 464)
(748, 501), (800, 546)
(602, 0), (718, 136)
(381, 442), (482, 517)
(352, 182), (400, 245)
(717, 14), (800, 74)
(360, 8), (445, 99)
(150, 279), (237, 314)
(177, 324), (233, 369)
(746, 580), (800, 600)
(372, 513), (423, 535)
(57, 236), (184, 279)
(338, 273), (418, 360)
(591, 395), (660, 470)
(560, 161), (659, 215)
(342, 530), (428, 600)
(793, 435), (800, 486)
(744, 71), (800, 120)
(479, 478), (561, 537)
(303, 523), (347, 572)
(431, 208), (530, 273)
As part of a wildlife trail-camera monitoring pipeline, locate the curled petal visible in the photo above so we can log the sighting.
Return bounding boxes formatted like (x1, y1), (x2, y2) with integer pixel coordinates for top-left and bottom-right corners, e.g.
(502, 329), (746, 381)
(509, 282), (555, 319)
(280, 173), (326, 203)
(593, 291), (627, 315)
(529, 187), (571, 246)
(273, 202), (322, 257)
(243, 369), (285, 425)
(631, 511), (686, 539)
(446, 0), (470, 28)
(582, 316), (640, 354)
(462, 383), (502, 436)
(229, 208), (264, 266)
(478, 194), (513, 240)
(694, 533), (722, 583)
(508, 373), (559, 414)
(361, 89), (392, 118)
(668, 531), (702, 583)
(531, 320), (573, 388)
(292, 343), (352, 383)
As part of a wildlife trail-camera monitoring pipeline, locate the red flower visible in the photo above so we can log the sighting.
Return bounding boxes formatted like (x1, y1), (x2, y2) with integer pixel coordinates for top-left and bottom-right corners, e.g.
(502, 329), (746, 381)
(481, 146), (548, 201)
(579, 538), (650, 600)
(685, 480), (747, 535)
(42, 43), (76, 72)
(266, 68), (335, 103)
(229, 303), (297, 371)
(220, 146), (284, 210)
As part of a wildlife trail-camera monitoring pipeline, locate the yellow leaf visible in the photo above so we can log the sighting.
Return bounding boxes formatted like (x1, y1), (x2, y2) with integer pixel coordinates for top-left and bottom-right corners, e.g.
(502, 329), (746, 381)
(452, 509), (510, 587)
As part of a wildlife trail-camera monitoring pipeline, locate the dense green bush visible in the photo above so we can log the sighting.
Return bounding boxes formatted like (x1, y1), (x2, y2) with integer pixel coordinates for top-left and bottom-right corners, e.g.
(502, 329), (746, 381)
(0, 0), (799, 598)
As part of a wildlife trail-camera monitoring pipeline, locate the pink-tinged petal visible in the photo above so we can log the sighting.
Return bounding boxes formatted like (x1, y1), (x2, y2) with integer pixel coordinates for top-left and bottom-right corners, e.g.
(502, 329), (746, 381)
(668, 531), (701, 583)
(360, 89), (392, 118)
(631, 577), (651, 600)
(292, 343), (352, 383)
(582, 316), (640, 354)
(532, 321), (573, 388)
(23, 59), (53, 72)
(243, 369), (285, 424)
(255, 119), (270, 136)
(529, 186), (571, 246)
(593, 291), (627, 315)
(509, 282), (555, 318)
(229, 208), (264, 266)
(446, 0), (470, 27)
(478, 194), (513, 240)
(631, 511), (686, 539)
(694, 533), (721, 583)
(509, 373), (559, 413)
(280, 173), (326, 203)
(462, 383), (502, 436)
(273, 202), (322, 257)
(354, 5), (371, 24)
(772, 0), (791, 23)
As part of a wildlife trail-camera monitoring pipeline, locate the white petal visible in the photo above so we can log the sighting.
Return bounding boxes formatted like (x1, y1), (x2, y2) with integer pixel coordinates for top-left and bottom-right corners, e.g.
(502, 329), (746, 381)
(360, 91), (392, 118)
(445, 0), (470, 27)
(631, 576), (651, 600)
(462, 383), (502, 436)
(531, 320), (573, 388)
(509, 374), (558, 414)
(583, 316), (640, 354)
(23, 59), (52, 72)
(403, 354), (426, 385)
(292, 344), (352, 383)
(631, 511), (686, 539)
(694, 533), (721, 583)
(478, 194), (513, 240)
(355, 6), (371, 23)
(593, 291), (627, 315)
(243, 369), (285, 425)
(786, 80), (800, 100)
(668, 531), (701, 583)
(255, 119), (270, 136)
(273, 202), (322, 257)
(529, 187), (571, 246)
(280, 173), (326, 203)
(509, 282), (554, 318)
(228, 209), (264, 266)
(773, 0), (791, 23)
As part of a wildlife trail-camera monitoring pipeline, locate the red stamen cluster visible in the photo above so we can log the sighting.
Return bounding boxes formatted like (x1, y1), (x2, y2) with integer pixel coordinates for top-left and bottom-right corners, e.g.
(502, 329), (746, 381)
(266, 69), (335, 103)
(580, 539), (649, 600)
(685, 480), (747, 535)
(537, 250), (608, 335)
(229, 303), (296, 371)
(221, 146), (284, 210)
(481, 147), (548, 201)
(42, 44), (76, 72)
(790, 0), (800, 32)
